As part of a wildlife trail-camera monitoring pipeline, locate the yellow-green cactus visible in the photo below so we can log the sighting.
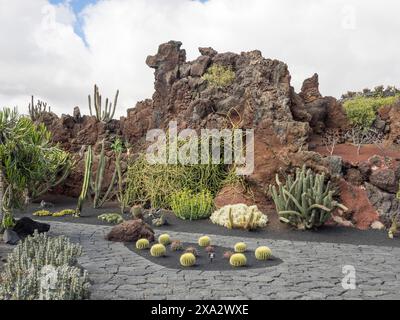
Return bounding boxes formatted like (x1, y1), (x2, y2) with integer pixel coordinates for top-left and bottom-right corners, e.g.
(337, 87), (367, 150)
(198, 236), (211, 247)
(255, 246), (272, 260)
(158, 234), (171, 245)
(180, 253), (196, 267)
(229, 253), (247, 267)
(52, 209), (75, 217)
(234, 242), (247, 253)
(136, 239), (150, 250)
(33, 210), (52, 217)
(150, 244), (166, 257)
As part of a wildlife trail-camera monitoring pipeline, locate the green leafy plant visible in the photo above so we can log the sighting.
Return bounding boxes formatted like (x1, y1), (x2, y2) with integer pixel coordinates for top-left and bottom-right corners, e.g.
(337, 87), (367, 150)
(88, 84), (119, 123)
(97, 213), (124, 224)
(269, 165), (348, 230)
(0, 108), (71, 226)
(0, 231), (89, 300)
(202, 64), (235, 89)
(52, 209), (75, 217)
(33, 210), (53, 217)
(169, 189), (214, 220)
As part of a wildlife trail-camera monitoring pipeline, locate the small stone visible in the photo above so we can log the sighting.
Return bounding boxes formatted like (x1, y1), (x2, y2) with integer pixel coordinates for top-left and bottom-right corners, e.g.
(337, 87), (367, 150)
(3, 229), (20, 245)
(370, 221), (385, 230)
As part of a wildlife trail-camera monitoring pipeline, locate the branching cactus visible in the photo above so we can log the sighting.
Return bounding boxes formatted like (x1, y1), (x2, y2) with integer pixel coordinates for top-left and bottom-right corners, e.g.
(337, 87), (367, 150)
(88, 84), (119, 123)
(269, 165), (348, 230)
(28, 95), (51, 121)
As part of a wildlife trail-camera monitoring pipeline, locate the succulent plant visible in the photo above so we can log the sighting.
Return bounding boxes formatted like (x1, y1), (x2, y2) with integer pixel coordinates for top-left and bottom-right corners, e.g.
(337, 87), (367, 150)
(180, 253), (196, 267)
(158, 233), (171, 245)
(255, 246), (272, 261)
(205, 246), (215, 253)
(52, 209), (75, 217)
(136, 239), (150, 250)
(170, 240), (184, 252)
(88, 84), (119, 123)
(229, 253), (247, 267)
(185, 247), (198, 257)
(130, 205), (143, 218)
(234, 242), (247, 253)
(223, 251), (234, 259)
(198, 236), (211, 247)
(32, 210), (52, 217)
(97, 213), (124, 225)
(150, 244), (166, 257)
(0, 231), (90, 300)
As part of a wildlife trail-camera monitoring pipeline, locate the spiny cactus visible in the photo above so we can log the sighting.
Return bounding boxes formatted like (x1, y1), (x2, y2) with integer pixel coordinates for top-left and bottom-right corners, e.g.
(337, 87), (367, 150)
(136, 238), (150, 250)
(158, 234), (171, 245)
(97, 213), (124, 225)
(210, 204), (268, 230)
(33, 210), (52, 217)
(180, 253), (196, 267)
(198, 236), (211, 247)
(234, 242), (247, 253)
(185, 247), (198, 257)
(75, 145), (93, 217)
(88, 84), (119, 123)
(229, 253), (247, 267)
(255, 246), (272, 261)
(269, 165), (348, 230)
(28, 95), (51, 121)
(52, 209), (75, 217)
(150, 244), (166, 257)
(223, 251), (234, 260)
(0, 231), (89, 300)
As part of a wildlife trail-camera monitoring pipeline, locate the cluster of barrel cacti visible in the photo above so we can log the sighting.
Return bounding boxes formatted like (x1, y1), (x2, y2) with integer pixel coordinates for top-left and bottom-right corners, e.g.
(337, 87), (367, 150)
(0, 231), (90, 300)
(88, 84), (119, 123)
(269, 165), (348, 230)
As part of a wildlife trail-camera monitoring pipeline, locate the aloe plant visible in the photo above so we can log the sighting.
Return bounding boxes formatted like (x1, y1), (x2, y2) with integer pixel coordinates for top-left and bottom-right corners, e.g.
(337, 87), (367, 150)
(269, 165), (348, 230)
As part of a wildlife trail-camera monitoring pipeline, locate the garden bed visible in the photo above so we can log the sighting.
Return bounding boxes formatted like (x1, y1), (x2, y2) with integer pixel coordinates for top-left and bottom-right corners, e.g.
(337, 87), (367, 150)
(127, 242), (282, 271)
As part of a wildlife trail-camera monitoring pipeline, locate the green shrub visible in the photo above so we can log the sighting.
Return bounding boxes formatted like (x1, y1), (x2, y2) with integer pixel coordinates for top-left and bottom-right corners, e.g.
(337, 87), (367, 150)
(269, 165), (348, 230)
(169, 189), (214, 220)
(202, 64), (235, 89)
(97, 213), (124, 224)
(124, 154), (228, 209)
(343, 95), (400, 129)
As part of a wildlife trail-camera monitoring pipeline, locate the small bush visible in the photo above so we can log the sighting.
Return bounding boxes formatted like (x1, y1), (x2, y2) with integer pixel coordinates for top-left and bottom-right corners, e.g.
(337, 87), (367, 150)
(97, 213), (124, 224)
(202, 64), (235, 89)
(169, 189), (214, 220)
(343, 95), (400, 129)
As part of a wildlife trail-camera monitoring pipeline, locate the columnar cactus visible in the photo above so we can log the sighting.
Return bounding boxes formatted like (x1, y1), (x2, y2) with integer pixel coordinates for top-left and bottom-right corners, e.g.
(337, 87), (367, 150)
(269, 165), (348, 230)
(75, 145), (93, 217)
(28, 95), (51, 121)
(88, 84), (119, 123)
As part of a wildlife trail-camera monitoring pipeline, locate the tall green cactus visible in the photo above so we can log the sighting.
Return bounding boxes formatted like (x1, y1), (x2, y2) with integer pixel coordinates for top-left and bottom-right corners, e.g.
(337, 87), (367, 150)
(88, 84), (119, 123)
(75, 146), (93, 217)
(28, 95), (51, 121)
(269, 165), (348, 230)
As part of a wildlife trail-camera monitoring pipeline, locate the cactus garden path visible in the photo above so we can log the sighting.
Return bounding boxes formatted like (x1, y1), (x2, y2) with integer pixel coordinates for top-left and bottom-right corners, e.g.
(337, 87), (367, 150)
(45, 221), (400, 300)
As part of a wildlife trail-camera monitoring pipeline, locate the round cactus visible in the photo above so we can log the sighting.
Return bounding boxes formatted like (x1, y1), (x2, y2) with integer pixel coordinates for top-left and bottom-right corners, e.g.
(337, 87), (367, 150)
(136, 239), (150, 250)
(229, 253), (247, 267)
(158, 234), (171, 245)
(198, 236), (211, 247)
(255, 246), (272, 260)
(170, 240), (184, 251)
(234, 242), (247, 253)
(150, 244), (166, 257)
(185, 247), (198, 257)
(180, 253), (196, 267)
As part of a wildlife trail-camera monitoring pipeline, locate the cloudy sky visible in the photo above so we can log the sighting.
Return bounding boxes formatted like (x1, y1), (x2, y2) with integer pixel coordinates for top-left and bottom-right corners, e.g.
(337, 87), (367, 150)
(1, 0), (399, 117)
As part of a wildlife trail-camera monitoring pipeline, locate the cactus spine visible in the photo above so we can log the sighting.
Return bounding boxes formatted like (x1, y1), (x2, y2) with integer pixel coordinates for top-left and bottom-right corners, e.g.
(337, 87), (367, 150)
(75, 145), (93, 217)
(269, 165), (348, 230)
(88, 84), (119, 123)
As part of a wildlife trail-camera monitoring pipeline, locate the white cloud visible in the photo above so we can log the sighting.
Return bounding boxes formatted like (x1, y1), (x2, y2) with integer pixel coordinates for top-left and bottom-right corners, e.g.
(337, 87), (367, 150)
(1, 0), (400, 117)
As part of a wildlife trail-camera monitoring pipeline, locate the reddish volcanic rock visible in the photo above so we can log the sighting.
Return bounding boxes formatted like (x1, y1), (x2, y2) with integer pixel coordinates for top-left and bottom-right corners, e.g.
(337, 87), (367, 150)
(106, 219), (155, 243)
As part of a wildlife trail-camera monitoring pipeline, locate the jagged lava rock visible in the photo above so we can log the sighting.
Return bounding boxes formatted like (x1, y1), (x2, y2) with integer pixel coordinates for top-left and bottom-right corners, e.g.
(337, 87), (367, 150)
(106, 219), (155, 243)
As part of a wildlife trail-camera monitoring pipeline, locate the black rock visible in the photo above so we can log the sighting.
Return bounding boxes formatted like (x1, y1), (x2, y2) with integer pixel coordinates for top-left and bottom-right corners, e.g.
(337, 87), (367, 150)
(13, 217), (50, 239)
(3, 229), (20, 245)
